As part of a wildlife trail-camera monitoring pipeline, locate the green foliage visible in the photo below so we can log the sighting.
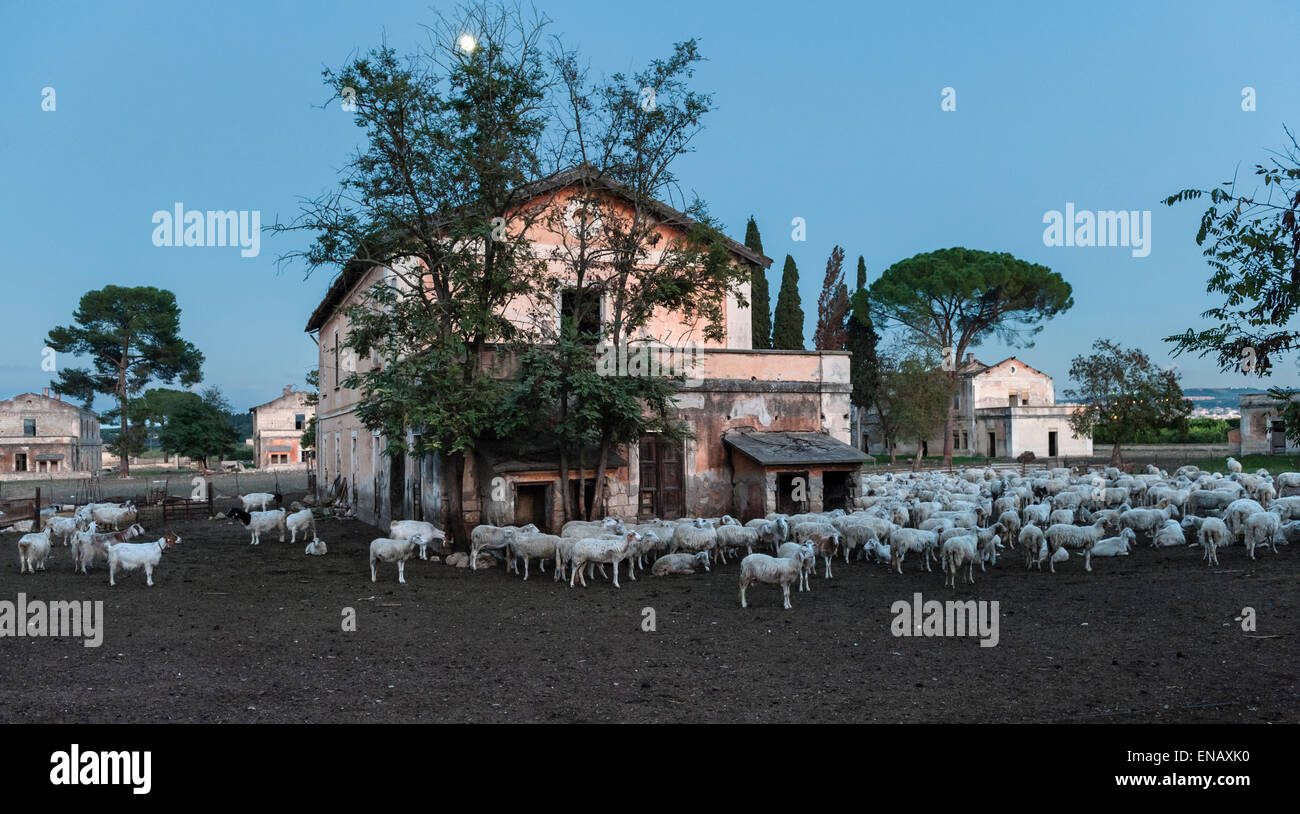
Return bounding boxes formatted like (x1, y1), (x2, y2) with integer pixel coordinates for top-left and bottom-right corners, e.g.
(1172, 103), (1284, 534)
(160, 389), (240, 467)
(1065, 339), (1192, 463)
(848, 279), (880, 413)
(1092, 416), (1233, 445)
(772, 254), (805, 350)
(872, 346), (954, 463)
(868, 248), (1072, 356)
(45, 285), (204, 471)
(745, 217), (771, 349)
(1164, 128), (1300, 375)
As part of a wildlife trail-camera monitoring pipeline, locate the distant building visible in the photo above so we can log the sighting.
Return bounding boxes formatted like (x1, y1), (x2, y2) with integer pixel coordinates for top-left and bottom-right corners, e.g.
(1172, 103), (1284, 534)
(249, 386), (314, 470)
(1235, 392), (1294, 455)
(867, 355), (1093, 460)
(0, 389), (102, 476)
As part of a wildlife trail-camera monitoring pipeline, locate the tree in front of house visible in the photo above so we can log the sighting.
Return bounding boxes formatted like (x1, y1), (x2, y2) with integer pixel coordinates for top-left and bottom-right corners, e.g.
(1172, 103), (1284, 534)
(1164, 128), (1300, 378)
(130, 388), (204, 463)
(1064, 339), (1192, 466)
(872, 347), (954, 469)
(745, 217), (772, 349)
(160, 387), (241, 470)
(813, 245), (850, 351)
(868, 247), (1073, 467)
(46, 285), (204, 477)
(772, 254), (805, 350)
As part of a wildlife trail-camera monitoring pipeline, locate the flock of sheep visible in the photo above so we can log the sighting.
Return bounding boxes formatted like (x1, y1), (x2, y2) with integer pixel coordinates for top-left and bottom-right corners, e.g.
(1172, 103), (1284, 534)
(14, 457), (1294, 608)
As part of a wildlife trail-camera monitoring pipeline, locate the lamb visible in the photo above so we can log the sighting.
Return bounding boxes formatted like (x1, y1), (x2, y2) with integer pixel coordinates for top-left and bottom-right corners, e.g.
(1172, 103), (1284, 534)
(803, 528), (842, 579)
(106, 532), (181, 587)
(1091, 527), (1137, 557)
(1044, 518), (1109, 573)
(390, 520), (447, 560)
(940, 534), (978, 589)
(304, 537), (327, 556)
(1244, 511), (1280, 560)
(507, 531), (561, 580)
(369, 535), (423, 583)
(569, 532), (640, 588)
(286, 508), (317, 544)
(650, 551), (711, 576)
(240, 491), (283, 512)
(18, 528), (53, 574)
(1226, 456), (1242, 474)
(227, 508), (286, 545)
(889, 528), (939, 574)
(738, 552), (806, 610)
(1197, 517), (1229, 566)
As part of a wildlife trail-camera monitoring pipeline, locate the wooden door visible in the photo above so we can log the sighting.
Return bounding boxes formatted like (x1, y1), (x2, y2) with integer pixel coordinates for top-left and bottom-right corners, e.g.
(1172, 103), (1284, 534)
(639, 436), (684, 520)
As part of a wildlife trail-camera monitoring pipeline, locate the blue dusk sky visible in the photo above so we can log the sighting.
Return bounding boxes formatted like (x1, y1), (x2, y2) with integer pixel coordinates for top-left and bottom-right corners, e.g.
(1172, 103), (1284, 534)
(2, 0), (1297, 414)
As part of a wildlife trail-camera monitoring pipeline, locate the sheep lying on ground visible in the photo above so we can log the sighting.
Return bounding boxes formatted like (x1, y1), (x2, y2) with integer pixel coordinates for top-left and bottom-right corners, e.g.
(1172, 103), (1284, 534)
(304, 537), (327, 556)
(18, 528), (53, 574)
(650, 551), (711, 576)
(738, 551), (807, 610)
(1152, 520), (1187, 549)
(1091, 527), (1137, 557)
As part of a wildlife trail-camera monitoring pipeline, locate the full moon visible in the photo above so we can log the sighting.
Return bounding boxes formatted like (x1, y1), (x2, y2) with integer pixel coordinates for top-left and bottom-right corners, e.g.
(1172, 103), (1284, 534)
(458, 34), (477, 52)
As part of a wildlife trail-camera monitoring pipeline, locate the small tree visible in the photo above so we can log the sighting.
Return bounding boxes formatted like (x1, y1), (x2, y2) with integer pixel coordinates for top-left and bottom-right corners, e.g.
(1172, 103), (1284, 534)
(847, 255), (880, 448)
(745, 217), (772, 349)
(872, 348), (953, 469)
(813, 245), (850, 350)
(1065, 339), (1191, 466)
(160, 388), (240, 470)
(46, 285), (204, 477)
(130, 388), (203, 463)
(772, 254), (805, 350)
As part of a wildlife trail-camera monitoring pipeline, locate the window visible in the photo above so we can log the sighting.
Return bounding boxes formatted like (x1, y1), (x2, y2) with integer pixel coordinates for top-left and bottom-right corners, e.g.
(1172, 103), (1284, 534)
(952, 395), (959, 409)
(23, 419), (35, 436)
(333, 329), (340, 389)
(560, 286), (601, 339)
(295, 414), (305, 431)
(953, 431), (960, 449)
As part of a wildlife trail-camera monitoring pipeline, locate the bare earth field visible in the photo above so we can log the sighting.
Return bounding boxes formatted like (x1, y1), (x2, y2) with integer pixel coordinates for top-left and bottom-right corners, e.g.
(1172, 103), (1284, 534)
(2, 496), (1296, 724)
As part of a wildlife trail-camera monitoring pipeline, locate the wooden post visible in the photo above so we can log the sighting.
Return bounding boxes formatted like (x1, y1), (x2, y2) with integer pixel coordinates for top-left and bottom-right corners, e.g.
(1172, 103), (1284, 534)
(207, 481), (215, 519)
(33, 487), (41, 531)
(162, 492), (168, 524)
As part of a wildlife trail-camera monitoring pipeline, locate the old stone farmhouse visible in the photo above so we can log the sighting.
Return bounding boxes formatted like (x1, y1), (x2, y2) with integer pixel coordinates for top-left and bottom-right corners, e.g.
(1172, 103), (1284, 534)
(306, 167), (864, 531)
(867, 355), (1093, 460)
(249, 385), (314, 470)
(0, 389), (102, 477)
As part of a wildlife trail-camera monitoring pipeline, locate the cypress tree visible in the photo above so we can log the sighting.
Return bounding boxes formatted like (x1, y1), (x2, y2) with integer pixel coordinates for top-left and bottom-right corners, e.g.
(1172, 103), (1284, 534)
(848, 255), (880, 415)
(744, 217), (772, 349)
(771, 254), (805, 350)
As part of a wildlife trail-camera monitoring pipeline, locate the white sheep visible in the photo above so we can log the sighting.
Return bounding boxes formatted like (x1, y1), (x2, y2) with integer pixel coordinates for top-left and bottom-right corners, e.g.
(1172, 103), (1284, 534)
(569, 532), (640, 588)
(286, 508), (317, 544)
(107, 533), (180, 587)
(890, 528), (939, 574)
(670, 519), (717, 558)
(369, 535), (422, 583)
(91, 503), (138, 531)
(240, 491), (282, 512)
(1244, 511), (1280, 560)
(469, 525), (520, 570)
(18, 528), (52, 574)
(714, 524), (760, 562)
(1045, 519), (1110, 573)
(1151, 520), (1187, 548)
(228, 508), (286, 545)
(777, 541), (817, 591)
(1226, 456), (1242, 474)
(738, 552), (807, 610)
(941, 534), (977, 589)
(508, 531), (560, 580)
(1091, 527), (1137, 557)
(390, 520), (447, 560)
(1018, 523), (1045, 569)
(45, 516), (79, 546)
(72, 523), (146, 574)
(304, 538), (327, 556)
(1198, 517), (1229, 566)
(650, 551), (711, 576)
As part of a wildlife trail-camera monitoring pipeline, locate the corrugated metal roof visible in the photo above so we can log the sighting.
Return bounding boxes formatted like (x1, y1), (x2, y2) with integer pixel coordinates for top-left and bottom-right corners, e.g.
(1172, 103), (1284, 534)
(722, 429), (868, 466)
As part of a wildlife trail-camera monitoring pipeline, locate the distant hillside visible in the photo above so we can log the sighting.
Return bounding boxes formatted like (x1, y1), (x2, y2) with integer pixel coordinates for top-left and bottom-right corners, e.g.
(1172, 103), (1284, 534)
(1181, 387), (1256, 411)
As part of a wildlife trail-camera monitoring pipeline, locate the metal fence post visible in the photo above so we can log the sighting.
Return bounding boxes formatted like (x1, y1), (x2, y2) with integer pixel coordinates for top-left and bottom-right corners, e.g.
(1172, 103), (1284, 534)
(207, 481), (215, 519)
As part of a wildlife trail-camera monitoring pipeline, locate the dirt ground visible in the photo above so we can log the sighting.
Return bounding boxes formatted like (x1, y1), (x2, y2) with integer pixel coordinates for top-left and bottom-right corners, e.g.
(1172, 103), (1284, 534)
(2, 496), (1296, 723)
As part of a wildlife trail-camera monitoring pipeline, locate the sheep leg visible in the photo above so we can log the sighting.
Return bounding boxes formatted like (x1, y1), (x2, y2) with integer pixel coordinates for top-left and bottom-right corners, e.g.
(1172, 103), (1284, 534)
(146, 564), (154, 587)
(612, 560), (621, 589)
(523, 557), (530, 581)
(398, 561), (406, 584)
(109, 562), (116, 587)
(739, 579), (748, 609)
(370, 560), (377, 582)
(782, 582), (792, 610)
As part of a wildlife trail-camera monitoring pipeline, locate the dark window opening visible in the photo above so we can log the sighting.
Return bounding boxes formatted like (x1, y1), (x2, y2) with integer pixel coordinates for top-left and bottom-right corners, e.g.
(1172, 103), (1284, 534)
(23, 419), (35, 436)
(295, 414), (305, 430)
(560, 287), (601, 339)
(776, 471), (809, 515)
(823, 471), (850, 512)
(1048, 431), (1058, 458)
(515, 483), (551, 533)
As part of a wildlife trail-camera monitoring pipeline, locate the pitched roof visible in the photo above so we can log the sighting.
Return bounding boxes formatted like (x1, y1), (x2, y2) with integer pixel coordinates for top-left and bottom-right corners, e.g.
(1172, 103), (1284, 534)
(722, 428), (869, 467)
(304, 164), (771, 333)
